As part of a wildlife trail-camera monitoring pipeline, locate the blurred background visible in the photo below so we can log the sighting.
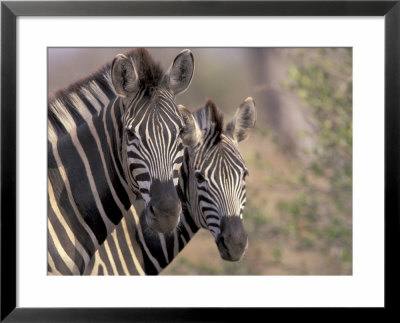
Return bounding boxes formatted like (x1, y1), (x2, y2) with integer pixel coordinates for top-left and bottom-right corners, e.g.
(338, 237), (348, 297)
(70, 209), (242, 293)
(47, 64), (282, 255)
(49, 47), (352, 275)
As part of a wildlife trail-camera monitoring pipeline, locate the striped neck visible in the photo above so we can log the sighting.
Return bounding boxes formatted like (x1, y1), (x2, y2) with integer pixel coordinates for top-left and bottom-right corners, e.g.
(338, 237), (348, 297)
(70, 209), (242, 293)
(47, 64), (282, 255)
(138, 147), (201, 274)
(86, 144), (201, 275)
(48, 86), (136, 274)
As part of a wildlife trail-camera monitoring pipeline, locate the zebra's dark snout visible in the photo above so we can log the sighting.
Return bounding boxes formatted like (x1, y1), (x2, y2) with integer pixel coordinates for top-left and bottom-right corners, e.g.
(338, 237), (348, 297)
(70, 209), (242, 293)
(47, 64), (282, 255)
(216, 216), (248, 262)
(146, 179), (182, 233)
(147, 200), (181, 233)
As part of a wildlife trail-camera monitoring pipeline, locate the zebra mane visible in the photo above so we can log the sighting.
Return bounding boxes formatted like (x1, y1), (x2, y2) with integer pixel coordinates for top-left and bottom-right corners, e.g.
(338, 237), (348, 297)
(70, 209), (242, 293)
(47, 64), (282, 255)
(193, 99), (224, 144)
(48, 64), (115, 141)
(128, 48), (164, 89)
(48, 48), (164, 142)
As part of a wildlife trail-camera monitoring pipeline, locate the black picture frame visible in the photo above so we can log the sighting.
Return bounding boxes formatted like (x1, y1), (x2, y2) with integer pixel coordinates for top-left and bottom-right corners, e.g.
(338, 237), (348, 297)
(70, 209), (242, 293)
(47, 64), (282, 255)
(1, 1), (399, 321)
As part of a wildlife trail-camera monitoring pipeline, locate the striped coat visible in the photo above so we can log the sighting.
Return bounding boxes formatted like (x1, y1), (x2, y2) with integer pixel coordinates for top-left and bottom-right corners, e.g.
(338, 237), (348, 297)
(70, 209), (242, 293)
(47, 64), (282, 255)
(85, 98), (256, 275)
(48, 48), (197, 275)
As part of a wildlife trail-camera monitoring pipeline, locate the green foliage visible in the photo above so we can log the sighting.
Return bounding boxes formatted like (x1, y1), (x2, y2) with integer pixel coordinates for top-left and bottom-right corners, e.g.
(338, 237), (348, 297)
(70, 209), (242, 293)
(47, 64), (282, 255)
(255, 126), (270, 138)
(277, 48), (352, 264)
(244, 199), (269, 231)
(164, 48), (353, 275)
(272, 246), (283, 264)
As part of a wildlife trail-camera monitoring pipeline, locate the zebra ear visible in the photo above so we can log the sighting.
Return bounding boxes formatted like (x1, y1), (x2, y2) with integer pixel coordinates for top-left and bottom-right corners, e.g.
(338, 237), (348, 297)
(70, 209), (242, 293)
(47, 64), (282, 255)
(166, 50), (194, 95)
(226, 97), (256, 143)
(178, 105), (202, 147)
(111, 54), (139, 97)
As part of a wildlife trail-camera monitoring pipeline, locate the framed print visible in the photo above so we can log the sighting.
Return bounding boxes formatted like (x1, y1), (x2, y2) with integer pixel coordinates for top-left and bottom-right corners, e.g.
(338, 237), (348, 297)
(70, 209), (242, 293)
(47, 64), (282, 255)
(1, 1), (399, 321)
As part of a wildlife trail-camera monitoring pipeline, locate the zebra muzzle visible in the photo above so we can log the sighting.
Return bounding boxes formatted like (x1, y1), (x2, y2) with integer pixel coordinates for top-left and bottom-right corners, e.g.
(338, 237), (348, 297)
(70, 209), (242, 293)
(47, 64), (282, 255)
(216, 216), (248, 262)
(146, 179), (182, 233)
(146, 202), (182, 233)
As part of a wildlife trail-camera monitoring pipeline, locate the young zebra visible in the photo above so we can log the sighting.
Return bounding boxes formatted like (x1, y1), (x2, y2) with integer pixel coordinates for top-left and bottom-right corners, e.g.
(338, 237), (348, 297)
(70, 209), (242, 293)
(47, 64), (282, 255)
(48, 48), (200, 275)
(85, 97), (256, 275)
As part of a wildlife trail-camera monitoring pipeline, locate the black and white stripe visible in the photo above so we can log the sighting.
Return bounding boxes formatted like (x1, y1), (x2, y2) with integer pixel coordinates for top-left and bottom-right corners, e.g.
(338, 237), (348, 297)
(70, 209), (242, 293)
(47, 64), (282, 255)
(85, 98), (256, 275)
(48, 48), (194, 275)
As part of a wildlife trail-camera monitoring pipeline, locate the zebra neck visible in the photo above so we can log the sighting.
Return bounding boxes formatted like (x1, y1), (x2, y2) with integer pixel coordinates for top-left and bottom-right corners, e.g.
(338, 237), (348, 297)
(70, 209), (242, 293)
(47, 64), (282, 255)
(49, 96), (134, 243)
(85, 148), (202, 276)
(89, 96), (135, 209)
(142, 149), (201, 274)
(182, 149), (206, 230)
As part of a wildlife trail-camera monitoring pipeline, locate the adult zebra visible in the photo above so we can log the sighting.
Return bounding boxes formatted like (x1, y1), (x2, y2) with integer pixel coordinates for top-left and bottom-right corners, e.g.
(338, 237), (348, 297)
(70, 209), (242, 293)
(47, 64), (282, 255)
(85, 98), (256, 275)
(48, 48), (200, 275)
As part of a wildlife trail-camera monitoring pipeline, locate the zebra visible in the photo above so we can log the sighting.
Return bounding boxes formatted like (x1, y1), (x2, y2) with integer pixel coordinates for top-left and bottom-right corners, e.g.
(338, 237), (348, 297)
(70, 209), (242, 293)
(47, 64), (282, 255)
(48, 48), (201, 275)
(85, 97), (257, 275)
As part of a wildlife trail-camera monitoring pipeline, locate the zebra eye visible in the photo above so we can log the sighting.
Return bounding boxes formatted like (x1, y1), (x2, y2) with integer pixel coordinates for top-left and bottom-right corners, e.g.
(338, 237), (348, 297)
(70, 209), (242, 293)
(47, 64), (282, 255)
(125, 128), (136, 140)
(195, 171), (206, 183)
(243, 169), (249, 180)
(178, 127), (185, 136)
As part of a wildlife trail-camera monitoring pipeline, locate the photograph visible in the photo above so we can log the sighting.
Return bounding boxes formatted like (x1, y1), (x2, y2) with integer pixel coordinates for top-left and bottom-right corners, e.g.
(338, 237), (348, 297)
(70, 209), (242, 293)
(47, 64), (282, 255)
(2, 0), (397, 319)
(48, 47), (352, 276)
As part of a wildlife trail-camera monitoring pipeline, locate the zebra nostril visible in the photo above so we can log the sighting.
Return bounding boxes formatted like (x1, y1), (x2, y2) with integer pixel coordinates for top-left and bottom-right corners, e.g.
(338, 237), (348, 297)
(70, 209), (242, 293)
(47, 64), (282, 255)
(218, 236), (228, 250)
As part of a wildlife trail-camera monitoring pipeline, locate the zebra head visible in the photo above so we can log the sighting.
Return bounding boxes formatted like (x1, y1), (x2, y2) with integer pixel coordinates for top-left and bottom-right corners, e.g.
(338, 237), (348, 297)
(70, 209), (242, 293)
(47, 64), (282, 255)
(190, 98), (256, 261)
(111, 49), (200, 233)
